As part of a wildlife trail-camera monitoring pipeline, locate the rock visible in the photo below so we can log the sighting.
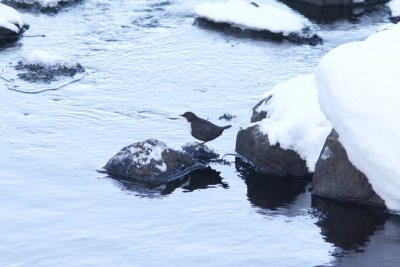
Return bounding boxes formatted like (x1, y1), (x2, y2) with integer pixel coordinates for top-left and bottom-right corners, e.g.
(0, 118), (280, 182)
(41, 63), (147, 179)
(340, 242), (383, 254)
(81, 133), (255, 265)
(195, 18), (322, 46)
(14, 61), (85, 84)
(104, 139), (205, 184)
(0, 3), (29, 43)
(250, 96), (271, 123)
(236, 125), (309, 176)
(218, 113), (236, 121)
(390, 16), (400, 23)
(182, 143), (219, 163)
(312, 129), (385, 207)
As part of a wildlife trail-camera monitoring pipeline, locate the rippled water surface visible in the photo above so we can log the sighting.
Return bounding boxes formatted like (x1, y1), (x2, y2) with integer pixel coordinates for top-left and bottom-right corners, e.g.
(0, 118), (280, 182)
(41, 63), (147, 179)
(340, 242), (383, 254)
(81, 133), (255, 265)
(1, 0), (399, 266)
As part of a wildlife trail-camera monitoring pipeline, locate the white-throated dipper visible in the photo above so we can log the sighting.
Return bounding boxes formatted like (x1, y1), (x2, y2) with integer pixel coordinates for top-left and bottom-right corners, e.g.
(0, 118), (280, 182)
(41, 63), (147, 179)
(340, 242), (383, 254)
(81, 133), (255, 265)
(180, 111), (232, 144)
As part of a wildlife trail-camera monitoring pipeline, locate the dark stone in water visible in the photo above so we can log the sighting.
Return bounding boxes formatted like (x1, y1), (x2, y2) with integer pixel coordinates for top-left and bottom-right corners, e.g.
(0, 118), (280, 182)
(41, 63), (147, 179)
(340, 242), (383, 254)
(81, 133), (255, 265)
(390, 16), (400, 23)
(195, 18), (323, 46)
(236, 158), (311, 210)
(218, 113), (236, 121)
(104, 139), (206, 184)
(236, 125), (309, 176)
(312, 195), (388, 251)
(312, 129), (385, 207)
(15, 62), (85, 84)
(182, 143), (219, 164)
(0, 24), (29, 44)
(250, 96), (271, 123)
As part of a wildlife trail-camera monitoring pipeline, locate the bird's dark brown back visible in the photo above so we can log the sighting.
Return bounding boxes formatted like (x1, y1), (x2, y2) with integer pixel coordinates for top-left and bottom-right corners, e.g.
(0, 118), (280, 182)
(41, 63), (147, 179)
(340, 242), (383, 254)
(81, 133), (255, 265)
(190, 117), (229, 142)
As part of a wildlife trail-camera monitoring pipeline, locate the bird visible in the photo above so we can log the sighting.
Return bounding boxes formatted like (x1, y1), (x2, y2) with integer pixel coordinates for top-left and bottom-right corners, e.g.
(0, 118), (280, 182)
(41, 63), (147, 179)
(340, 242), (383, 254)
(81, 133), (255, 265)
(180, 111), (232, 145)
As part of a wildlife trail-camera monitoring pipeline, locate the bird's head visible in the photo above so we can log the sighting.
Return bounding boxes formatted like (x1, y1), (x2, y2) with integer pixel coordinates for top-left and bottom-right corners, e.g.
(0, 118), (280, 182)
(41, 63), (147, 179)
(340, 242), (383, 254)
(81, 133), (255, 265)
(180, 111), (197, 122)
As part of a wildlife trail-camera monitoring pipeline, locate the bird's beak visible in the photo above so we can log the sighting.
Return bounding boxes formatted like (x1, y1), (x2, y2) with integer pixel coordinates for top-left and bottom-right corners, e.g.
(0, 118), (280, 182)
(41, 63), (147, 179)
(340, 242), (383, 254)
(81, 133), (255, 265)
(180, 114), (184, 117)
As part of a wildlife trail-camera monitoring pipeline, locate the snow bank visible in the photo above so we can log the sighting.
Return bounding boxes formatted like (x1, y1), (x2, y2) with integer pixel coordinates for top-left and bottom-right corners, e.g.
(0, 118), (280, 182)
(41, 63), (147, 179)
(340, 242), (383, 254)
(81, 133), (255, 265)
(194, 0), (308, 35)
(388, 0), (400, 17)
(253, 74), (332, 172)
(0, 3), (25, 33)
(22, 50), (76, 68)
(316, 23), (400, 211)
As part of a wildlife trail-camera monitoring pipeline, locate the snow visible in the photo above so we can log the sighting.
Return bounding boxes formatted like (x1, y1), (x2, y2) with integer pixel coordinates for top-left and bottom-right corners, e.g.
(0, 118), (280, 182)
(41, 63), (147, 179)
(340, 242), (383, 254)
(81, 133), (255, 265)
(388, 0), (400, 17)
(315, 23), (400, 211)
(120, 140), (169, 172)
(252, 74), (332, 172)
(22, 50), (76, 68)
(194, 0), (308, 35)
(9, 0), (74, 8)
(0, 3), (25, 33)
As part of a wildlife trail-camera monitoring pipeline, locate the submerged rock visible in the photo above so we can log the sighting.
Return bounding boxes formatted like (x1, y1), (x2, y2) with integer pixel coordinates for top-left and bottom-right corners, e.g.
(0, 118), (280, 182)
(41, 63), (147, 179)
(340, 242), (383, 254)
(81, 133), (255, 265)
(14, 50), (85, 84)
(0, 3), (29, 43)
(104, 139), (206, 184)
(312, 130), (385, 207)
(236, 125), (309, 176)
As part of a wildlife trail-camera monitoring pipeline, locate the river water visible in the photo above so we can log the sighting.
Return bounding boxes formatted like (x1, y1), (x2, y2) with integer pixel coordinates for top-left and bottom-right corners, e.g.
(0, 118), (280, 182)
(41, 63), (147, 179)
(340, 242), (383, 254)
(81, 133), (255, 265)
(1, 0), (399, 266)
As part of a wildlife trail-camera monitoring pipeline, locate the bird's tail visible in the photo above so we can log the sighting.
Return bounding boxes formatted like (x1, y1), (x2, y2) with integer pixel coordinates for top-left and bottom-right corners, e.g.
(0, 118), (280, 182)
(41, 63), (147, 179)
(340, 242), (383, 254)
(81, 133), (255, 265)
(222, 125), (232, 130)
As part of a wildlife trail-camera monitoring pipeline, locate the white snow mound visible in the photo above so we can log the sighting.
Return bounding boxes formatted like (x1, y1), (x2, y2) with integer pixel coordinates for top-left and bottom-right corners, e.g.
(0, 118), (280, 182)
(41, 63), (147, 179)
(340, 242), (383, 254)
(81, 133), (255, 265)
(0, 3), (25, 33)
(22, 50), (76, 68)
(252, 74), (332, 172)
(388, 0), (400, 17)
(316, 23), (400, 211)
(194, 0), (308, 35)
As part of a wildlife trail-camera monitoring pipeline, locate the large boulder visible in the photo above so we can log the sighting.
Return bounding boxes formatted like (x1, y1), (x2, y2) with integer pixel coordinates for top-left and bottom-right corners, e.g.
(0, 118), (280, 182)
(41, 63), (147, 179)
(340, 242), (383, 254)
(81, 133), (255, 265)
(236, 125), (309, 176)
(312, 130), (385, 207)
(104, 139), (205, 184)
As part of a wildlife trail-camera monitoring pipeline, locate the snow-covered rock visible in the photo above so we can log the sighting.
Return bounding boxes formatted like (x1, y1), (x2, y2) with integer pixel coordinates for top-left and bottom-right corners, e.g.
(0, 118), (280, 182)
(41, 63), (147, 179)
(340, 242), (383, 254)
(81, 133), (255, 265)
(104, 140), (206, 184)
(236, 74), (332, 175)
(388, 0), (400, 22)
(194, 0), (322, 45)
(315, 23), (400, 211)
(13, 49), (85, 84)
(2, 0), (80, 12)
(0, 3), (28, 41)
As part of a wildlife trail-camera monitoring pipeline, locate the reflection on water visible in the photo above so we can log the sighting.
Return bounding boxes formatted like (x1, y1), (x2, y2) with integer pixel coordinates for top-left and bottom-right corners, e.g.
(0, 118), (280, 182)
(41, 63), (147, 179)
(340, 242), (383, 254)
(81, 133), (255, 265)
(312, 196), (388, 252)
(109, 166), (228, 197)
(235, 158), (311, 210)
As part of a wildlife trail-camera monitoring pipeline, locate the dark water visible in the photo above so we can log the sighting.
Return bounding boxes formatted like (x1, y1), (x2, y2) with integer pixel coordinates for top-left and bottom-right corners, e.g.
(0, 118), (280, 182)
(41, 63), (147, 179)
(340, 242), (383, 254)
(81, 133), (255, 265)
(1, 0), (399, 266)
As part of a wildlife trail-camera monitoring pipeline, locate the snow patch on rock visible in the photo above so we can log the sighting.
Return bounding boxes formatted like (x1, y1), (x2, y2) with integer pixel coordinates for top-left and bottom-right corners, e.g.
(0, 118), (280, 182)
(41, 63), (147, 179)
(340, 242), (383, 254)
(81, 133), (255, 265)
(22, 50), (76, 68)
(0, 3), (26, 33)
(251, 74), (332, 172)
(194, 0), (308, 35)
(388, 0), (400, 17)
